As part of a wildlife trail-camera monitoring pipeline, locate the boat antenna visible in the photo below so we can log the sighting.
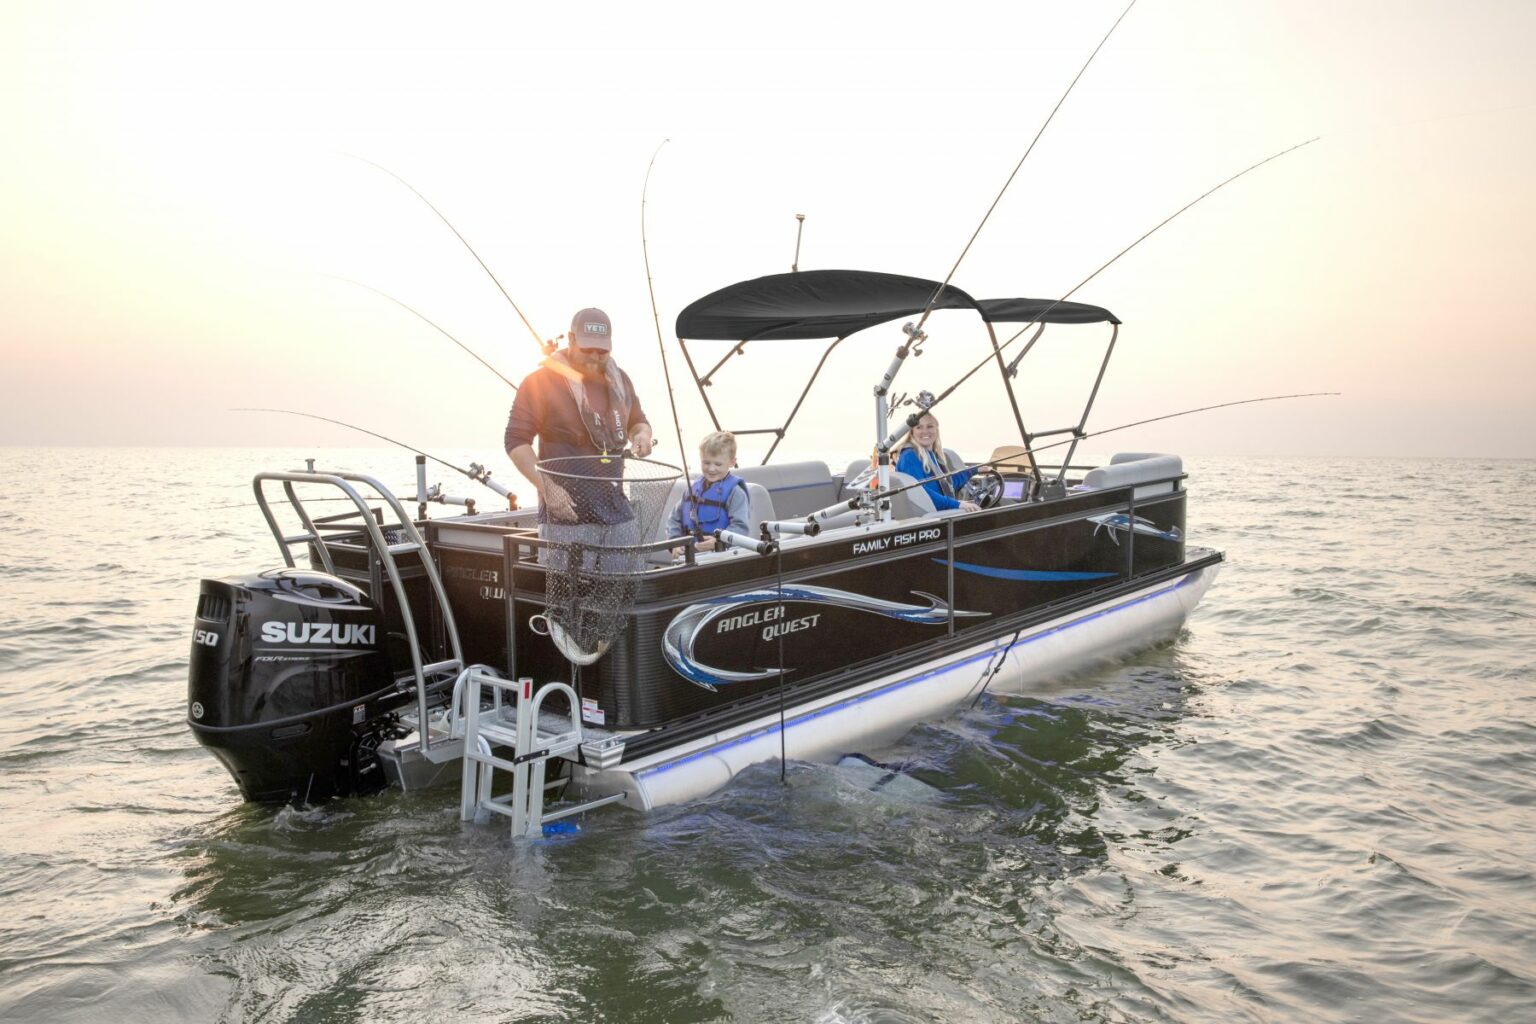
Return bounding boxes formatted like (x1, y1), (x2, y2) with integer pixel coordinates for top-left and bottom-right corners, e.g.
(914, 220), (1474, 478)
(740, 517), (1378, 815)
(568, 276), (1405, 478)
(232, 408), (512, 500)
(791, 213), (806, 272)
(349, 155), (557, 356)
(912, 0), (1138, 334)
(329, 277), (518, 391)
(641, 139), (694, 487)
(922, 136), (1322, 415)
(1031, 391), (1341, 454)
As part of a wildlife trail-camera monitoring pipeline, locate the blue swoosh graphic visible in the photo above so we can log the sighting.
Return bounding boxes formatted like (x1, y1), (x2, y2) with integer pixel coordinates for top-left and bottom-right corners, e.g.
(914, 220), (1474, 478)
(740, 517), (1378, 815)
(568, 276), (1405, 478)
(936, 559), (1116, 582)
(663, 584), (987, 691)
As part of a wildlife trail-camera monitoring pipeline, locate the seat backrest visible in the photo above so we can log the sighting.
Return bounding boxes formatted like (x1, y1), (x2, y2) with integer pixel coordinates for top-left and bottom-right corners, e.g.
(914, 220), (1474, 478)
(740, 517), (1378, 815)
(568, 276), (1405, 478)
(986, 444), (1037, 476)
(742, 482), (777, 533)
(841, 458), (875, 499)
(840, 461), (938, 518)
(648, 478), (778, 561)
(734, 460), (839, 518)
(887, 470), (936, 519)
(1079, 453), (1183, 498)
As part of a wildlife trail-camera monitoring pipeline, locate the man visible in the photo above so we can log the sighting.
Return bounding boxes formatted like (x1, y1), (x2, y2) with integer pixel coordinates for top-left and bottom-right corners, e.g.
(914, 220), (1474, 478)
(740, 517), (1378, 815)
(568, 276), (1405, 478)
(504, 306), (654, 528)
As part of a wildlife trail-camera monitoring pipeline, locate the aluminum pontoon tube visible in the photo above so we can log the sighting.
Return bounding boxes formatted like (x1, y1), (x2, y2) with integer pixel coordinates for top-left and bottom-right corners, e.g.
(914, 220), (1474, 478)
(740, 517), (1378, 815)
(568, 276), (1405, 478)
(571, 558), (1218, 810)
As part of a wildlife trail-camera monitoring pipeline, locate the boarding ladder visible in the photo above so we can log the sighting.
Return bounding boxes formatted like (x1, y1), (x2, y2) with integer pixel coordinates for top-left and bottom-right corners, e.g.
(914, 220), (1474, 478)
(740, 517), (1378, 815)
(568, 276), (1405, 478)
(456, 668), (626, 838)
(251, 468), (464, 754)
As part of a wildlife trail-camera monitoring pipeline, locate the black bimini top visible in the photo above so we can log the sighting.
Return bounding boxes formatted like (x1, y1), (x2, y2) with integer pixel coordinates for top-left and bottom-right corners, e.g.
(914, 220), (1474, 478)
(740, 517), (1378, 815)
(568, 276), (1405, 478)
(674, 269), (1119, 341)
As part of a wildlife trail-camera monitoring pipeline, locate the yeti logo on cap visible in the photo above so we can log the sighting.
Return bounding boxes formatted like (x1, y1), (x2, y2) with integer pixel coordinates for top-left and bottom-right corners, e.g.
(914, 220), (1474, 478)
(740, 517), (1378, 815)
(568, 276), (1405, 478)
(582, 323), (608, 336)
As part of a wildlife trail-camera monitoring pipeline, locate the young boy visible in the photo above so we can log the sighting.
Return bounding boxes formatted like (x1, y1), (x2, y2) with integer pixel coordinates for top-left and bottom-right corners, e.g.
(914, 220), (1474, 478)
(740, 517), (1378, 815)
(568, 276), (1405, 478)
(669, 431), (750, 552)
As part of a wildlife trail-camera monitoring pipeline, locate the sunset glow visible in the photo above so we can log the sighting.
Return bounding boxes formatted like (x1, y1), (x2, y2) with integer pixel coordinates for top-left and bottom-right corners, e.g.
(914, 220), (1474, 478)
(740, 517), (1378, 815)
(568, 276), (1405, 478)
(2, 0), (1532, 457)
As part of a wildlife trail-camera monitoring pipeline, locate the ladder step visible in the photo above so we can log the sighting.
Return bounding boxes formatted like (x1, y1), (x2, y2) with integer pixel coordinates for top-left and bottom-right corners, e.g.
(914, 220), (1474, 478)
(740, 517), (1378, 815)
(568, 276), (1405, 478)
(280, 532), (317, 545)
(542, 793), (626, 822)
(386, 541), (422, 555)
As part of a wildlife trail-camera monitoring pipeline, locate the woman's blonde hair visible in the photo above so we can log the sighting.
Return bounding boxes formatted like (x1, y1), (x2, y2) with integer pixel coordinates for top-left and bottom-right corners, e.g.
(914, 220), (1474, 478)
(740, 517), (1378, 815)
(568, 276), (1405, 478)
(892, 412), (947, 477)
(699, 430), (737, 461)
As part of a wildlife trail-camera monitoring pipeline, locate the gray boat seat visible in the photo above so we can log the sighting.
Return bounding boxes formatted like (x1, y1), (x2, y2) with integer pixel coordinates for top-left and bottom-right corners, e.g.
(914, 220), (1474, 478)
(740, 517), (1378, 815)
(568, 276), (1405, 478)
(888, 471), (937, 518)
(841, 459), (876, 499)
(647, 478), (779, 562)
(1078, 453), (1183, 498)
(734, 460), (840, 518)
(840, 460), (939, 519)
(742, 482), (777, 532)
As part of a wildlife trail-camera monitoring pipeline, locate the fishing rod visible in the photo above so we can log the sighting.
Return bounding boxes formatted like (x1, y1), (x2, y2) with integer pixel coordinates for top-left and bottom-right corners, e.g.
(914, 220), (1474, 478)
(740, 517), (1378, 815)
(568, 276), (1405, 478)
(890, 136), (1322, 451)
(912, 0), (1137, 335)
(330, 277), (518, 391)
(1031, 391), (1341, 455)
(641, 139), (693, 491)
(809, 391), (1339, 523)
(233, 407), (516, 505)
(350, 155), (555, 356)
(868, 1), (1137, 518)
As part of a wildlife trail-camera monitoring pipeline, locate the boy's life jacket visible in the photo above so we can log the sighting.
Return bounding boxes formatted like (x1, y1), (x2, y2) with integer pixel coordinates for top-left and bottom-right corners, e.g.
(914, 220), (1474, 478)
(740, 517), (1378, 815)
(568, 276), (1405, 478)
(679, 472), (747, 535)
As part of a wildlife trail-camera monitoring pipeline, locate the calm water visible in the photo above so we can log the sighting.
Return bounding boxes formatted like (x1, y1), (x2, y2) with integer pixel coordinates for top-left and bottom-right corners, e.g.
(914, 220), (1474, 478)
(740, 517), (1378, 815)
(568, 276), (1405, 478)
(1, 448), (1532, 1023)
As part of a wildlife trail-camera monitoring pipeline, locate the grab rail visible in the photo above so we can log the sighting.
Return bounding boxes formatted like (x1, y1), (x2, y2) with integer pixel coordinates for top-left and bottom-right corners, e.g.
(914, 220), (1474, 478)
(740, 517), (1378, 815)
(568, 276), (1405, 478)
(252, 470), (464, 753)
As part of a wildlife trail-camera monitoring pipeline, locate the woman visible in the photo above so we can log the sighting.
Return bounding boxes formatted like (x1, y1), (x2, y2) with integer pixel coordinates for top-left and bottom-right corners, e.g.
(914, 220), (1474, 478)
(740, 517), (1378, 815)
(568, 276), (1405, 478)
(893, 411), (978, 512)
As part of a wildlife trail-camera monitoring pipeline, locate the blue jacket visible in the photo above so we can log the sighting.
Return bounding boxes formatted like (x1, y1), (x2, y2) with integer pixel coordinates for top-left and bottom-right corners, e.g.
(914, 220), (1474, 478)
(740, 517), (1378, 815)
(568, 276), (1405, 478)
(670, 473), (750, 537)
(895, 448), (973, 511)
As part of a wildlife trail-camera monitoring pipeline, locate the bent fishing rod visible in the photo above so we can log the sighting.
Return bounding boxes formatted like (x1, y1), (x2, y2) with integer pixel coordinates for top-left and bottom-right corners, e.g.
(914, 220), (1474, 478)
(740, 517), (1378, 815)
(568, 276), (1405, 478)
(804, 391), (1340, 525)
(1029, 391), (1340, 456)
(350, 156), (557, 356)
(641, 139), (693, 488)
(879, 135), (1322, 461)
(865, 1), (1137, 509)
(329, 277), (519, 392)
(233, 407), (516, 505)
(911, 0), (1138, 335)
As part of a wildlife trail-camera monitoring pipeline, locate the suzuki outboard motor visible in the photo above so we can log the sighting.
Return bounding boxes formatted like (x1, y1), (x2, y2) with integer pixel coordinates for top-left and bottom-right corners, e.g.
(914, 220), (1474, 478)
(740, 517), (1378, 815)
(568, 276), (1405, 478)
(188, 569), (397, 803)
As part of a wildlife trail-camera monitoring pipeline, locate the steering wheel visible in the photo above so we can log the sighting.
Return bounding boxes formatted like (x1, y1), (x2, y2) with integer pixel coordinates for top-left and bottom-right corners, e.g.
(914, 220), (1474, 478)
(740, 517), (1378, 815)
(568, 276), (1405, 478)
(960, 469), (1005, 509)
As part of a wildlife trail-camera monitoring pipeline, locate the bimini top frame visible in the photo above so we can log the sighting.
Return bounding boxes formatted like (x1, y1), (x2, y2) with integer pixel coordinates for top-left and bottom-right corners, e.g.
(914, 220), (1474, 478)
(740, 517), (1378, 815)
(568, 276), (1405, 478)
(673, 269), (1120, 487)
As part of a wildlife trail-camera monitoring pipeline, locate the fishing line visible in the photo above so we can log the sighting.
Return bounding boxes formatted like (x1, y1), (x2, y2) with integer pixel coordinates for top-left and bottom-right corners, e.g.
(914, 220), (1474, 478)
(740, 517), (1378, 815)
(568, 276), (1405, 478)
(328, 276), (518, 391)
(914, 0), (1138, 331)
(967, 628), (1023, 710)
(775, 539), (788, 783)
(348, 155), (551, 356)
(640, 140), (695, 492)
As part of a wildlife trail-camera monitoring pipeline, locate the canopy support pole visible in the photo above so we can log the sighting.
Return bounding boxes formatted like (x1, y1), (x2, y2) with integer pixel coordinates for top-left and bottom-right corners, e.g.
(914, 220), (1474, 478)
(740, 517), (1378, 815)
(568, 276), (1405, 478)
(762, 336), (847, 465)
(676, 337), (723, 432)
(1052, 322), (1119, 483)
(986, 321), (1042, 492)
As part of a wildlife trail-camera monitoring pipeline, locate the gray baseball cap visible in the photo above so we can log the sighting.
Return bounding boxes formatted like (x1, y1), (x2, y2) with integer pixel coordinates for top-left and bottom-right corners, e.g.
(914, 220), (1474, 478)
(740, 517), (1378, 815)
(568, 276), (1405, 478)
(570, 308), (612, 351)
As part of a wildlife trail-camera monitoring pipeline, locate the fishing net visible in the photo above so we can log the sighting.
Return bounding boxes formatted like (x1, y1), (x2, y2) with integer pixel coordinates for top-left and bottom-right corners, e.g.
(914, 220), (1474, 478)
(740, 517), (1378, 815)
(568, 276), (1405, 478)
(534, 455), (682, 665)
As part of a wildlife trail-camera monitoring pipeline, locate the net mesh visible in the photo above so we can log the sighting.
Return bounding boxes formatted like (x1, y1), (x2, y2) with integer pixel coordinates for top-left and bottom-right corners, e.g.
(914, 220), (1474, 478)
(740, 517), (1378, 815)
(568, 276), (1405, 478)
(536, 455), (682, 665)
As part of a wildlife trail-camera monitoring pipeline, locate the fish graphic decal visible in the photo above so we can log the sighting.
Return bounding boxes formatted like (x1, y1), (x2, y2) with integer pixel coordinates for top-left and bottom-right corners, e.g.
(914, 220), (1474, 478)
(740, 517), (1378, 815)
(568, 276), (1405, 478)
(662, 584), (987, 691)
(1088, 512), (1182, 545)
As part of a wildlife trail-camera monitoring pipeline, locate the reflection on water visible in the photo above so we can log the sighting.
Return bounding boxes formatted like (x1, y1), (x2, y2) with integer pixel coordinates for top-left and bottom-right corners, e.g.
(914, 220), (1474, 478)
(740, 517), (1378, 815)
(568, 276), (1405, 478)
(1, 450), (1534, 1023)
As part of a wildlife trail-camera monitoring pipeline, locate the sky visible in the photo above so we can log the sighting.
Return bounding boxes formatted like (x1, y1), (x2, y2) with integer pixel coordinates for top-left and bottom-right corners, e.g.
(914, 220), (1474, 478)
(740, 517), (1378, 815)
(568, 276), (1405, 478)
(1, 0), (1533, 463)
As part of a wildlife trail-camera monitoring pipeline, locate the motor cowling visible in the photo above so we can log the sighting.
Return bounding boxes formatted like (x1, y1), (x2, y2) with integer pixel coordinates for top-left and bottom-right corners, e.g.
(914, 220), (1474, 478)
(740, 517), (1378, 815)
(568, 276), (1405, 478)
(188, 568), (395, 803)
